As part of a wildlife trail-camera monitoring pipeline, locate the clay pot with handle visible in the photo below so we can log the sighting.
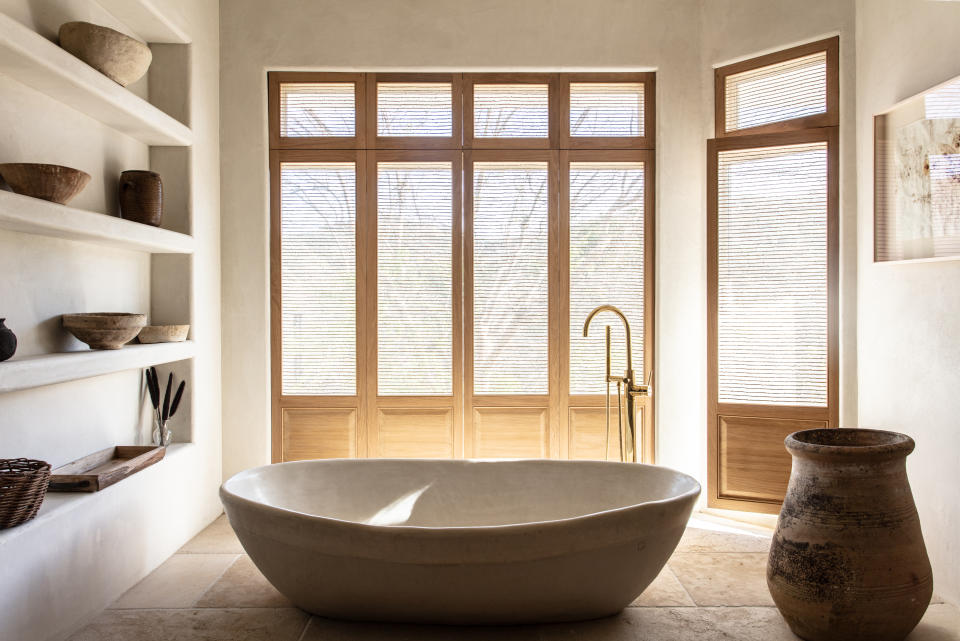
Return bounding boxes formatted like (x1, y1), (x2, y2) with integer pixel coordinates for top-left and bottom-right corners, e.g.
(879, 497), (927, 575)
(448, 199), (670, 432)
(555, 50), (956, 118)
(119, 170), (162, 227)
(767, 428), (932, 641)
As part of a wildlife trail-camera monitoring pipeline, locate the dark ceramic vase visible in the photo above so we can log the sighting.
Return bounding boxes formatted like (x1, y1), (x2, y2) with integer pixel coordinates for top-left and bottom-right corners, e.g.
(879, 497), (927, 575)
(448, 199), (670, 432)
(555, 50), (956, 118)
(0, 318), (16, 362)
(119, 170), (162, 226)
(767, 428), (931, 641)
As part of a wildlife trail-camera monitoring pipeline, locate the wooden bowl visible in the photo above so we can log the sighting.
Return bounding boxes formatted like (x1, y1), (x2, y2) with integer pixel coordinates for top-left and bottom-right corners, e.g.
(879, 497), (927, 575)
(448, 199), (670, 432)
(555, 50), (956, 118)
(0, 164), (91, 205)
(138, 325), (189, 344)
(58, 22), (152, 87)
(62, 313), (146, 350)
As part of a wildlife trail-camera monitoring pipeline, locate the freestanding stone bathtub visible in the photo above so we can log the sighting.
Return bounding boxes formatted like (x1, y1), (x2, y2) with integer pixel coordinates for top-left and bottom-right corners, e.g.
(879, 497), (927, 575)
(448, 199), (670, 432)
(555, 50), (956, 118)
(220, 458), (700, 624)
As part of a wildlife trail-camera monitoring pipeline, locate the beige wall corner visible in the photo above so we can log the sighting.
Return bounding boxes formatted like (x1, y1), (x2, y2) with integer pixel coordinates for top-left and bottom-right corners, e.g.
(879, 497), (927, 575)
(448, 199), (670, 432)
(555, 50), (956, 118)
(855, 0), (960, 606)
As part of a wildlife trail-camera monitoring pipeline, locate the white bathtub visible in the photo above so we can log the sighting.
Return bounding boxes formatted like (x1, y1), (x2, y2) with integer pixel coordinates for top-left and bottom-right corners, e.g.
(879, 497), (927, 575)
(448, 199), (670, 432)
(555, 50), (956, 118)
(220, 458), (700, 624)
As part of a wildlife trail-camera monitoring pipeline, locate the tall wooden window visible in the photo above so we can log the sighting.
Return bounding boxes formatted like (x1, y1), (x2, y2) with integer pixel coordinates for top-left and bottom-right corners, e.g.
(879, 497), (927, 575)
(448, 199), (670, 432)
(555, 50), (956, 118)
(708, 37), (839, 513)
(270, 72), (655, 462)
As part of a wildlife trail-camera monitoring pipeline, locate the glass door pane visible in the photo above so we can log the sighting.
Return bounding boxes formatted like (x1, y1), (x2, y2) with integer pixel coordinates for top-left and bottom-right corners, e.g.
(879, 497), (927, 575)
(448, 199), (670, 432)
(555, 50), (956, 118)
(377, 162), (454, 395)
(472, 162), (550, 395)
(568, 162), (645, 394)
(717, 142), (828, 406)
(279, 162), (357, 395)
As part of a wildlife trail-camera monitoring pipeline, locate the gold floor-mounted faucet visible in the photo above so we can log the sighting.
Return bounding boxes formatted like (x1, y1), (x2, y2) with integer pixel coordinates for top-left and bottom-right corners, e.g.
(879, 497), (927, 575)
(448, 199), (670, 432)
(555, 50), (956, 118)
(583, 305), (651, 463)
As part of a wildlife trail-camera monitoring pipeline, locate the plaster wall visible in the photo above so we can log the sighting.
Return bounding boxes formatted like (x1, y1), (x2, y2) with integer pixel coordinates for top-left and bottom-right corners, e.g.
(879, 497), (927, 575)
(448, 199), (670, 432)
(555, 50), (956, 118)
(855, 0), (960, 605)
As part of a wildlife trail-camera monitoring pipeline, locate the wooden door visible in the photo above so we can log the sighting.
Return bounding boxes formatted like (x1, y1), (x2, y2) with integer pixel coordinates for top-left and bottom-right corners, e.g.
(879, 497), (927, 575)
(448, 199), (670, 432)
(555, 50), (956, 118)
(707, 38), (839, 513)
(364, 150), (463, 458)
(463, 150), (559, 458)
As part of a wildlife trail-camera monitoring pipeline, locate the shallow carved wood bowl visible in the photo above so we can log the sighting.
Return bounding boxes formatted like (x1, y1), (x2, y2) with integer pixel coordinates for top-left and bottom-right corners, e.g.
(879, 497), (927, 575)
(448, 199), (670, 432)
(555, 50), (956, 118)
(62, 313), (147, 350)
(58, 22), (152, 87)
(138, 324), (189, 344)
(0, 163), (91, 205)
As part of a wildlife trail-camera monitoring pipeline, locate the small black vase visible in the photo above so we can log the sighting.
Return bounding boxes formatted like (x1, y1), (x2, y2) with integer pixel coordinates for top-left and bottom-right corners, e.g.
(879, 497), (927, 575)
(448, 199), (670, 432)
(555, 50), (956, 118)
(0, 318), (16, 362)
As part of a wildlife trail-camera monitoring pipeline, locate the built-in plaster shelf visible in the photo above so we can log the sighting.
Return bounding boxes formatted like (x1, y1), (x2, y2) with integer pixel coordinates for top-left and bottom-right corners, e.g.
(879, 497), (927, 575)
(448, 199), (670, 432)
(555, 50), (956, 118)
(95, 0), (191, 44)
(0, 442), (193, 546)
(0, 12), (193, 146)
(0, 341), (195, 394)
(0, 191), (194, 253)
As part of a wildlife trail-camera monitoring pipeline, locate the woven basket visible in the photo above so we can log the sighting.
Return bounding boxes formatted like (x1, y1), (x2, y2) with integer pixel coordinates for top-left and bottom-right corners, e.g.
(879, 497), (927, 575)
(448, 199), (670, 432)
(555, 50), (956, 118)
(0, 458), (51, 529)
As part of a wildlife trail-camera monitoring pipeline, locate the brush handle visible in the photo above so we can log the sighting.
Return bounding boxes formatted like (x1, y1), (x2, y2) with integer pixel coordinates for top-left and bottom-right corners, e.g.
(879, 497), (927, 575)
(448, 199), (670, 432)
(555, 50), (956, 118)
(162, 372), (172, 423)
(169, 380), (186, 418)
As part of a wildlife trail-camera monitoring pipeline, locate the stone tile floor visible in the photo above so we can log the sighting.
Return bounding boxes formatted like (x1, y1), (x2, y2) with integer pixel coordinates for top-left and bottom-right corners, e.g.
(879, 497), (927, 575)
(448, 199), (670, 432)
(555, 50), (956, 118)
(67, 514), (960, 641)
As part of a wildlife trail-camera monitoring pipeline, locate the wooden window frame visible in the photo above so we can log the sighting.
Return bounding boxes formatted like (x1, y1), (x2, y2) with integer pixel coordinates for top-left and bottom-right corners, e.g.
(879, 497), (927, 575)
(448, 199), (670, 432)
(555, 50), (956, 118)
(463, 73), (560, 150)
(365, 73), (463, 150)
(714, 36), (839, 139)
(269, 72), (367, 150)
(707, 122), (839, 513)
(270, 71), (656, 463)
(559, 73), (656, 150)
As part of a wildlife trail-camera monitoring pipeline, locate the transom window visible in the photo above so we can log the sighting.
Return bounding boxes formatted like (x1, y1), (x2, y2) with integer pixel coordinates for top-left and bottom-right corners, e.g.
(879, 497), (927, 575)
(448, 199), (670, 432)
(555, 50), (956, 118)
(269, 72), (655, 463)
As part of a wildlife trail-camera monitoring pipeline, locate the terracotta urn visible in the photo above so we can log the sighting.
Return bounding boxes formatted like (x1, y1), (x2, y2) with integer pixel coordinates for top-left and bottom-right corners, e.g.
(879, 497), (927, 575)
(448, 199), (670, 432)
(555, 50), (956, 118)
(119, 170), (163, 226)
(767, 428), (932, 641)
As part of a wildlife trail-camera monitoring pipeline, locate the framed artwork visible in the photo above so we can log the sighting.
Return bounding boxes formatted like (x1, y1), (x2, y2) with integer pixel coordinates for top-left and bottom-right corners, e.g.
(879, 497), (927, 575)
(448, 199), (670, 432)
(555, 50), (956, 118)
(875, 74), (960, 262)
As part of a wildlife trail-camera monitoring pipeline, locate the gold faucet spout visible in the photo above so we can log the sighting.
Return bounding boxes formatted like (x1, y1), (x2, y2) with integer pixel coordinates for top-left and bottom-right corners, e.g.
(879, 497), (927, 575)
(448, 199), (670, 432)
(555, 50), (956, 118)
(582, 305), (633, 375)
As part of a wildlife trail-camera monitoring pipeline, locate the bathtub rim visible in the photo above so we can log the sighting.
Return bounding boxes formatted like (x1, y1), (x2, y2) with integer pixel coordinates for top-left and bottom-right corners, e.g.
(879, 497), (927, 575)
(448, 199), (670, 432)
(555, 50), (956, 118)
(220, 457), (701, 535)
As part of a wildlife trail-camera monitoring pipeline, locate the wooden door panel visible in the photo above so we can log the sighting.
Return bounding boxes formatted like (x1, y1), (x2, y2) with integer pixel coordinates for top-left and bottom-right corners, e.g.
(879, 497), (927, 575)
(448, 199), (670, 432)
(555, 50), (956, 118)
(282, 408), (357, 460)
(568, 407), (609, 460)
(473, 407), (548, 458)
(717, 415), (827, 503)
(376, 408), (454, 458)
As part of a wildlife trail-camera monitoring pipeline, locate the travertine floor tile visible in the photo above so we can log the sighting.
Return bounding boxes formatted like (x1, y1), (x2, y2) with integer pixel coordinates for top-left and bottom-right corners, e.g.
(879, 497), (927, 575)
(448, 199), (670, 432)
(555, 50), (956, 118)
(908, 604), (960, 641)
(538, 607), (798, 641)
(179, 514), (245, 554)
(82, 516), (960, 641)
(630, 566), (695, 607)
(675, 527), (772, 554)
(66, 608), (309, 641)
(301, 616), (540, 640)
(110, 554), (238, 609)
(668, 552), (774, 606)
(196, 555), (291, 608)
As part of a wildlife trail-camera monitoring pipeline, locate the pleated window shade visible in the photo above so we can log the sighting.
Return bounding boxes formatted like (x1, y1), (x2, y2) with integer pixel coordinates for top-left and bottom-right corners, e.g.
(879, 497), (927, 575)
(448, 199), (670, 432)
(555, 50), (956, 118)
(473, 84), (550, 138)
(377, 162), (453, 395)
(724, 52), (826, 133)
(570, 83), (644, 137)
(280, 163), (357, 395)
(280, 83), (356, 137)
(924, 77), (960, 118)
(569, 163), (645, 394)
(473, 162), (550, 394)
(717, 142), (828, 406)
(377, 83), (453, 137)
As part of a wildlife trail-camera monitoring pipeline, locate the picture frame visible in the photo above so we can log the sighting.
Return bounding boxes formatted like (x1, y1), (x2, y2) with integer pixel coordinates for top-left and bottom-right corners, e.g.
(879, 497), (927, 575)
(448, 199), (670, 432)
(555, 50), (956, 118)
(874, 74), (960, 262)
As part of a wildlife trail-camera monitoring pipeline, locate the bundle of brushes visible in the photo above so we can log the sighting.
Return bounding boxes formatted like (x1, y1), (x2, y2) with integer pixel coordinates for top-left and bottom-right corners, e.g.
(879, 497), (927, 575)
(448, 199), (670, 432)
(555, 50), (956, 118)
(145, 366), (185, 447)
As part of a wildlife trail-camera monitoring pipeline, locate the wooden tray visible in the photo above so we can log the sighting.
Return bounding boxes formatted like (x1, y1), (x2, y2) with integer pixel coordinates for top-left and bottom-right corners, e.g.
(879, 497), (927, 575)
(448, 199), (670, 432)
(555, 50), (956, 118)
(48, 446), (165, 492)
